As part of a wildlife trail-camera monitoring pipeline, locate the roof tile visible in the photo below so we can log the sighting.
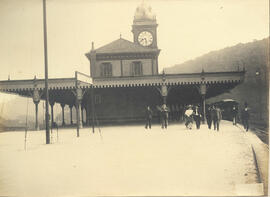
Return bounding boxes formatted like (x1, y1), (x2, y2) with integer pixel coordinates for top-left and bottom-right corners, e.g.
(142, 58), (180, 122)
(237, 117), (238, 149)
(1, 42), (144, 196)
(95, 38), (158, 54)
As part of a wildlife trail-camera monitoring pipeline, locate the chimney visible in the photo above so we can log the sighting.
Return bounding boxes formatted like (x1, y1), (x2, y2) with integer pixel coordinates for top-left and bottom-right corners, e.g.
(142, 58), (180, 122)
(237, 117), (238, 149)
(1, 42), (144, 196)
(91, 42), (94, 51)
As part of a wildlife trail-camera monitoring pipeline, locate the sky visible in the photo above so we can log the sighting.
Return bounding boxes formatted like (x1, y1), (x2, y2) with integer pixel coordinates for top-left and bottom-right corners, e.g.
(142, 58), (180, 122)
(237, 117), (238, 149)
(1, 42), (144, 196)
(0, 0), (268, 80)
(0, 0), (269, 118)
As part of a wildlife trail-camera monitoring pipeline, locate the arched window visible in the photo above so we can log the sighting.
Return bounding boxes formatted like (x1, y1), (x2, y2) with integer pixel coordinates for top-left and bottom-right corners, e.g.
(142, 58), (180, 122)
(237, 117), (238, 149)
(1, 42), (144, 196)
(131, 61), (143, 76)
(100, 62), (112, 77)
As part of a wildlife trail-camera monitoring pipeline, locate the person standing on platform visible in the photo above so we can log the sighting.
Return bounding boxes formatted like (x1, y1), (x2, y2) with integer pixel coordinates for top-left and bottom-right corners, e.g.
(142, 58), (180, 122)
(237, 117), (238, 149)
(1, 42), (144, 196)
(242, 102), (250, 131)
(209, 105), (216, 129)
(193, 105), (201, 129)
(213, 105), (222, 131)
(232, 105), (238, 125)
(145, 106), (153, 129)
(161, 104), (169, 129)
(185, 105), (194, 129)
(206, 105), (212, 129)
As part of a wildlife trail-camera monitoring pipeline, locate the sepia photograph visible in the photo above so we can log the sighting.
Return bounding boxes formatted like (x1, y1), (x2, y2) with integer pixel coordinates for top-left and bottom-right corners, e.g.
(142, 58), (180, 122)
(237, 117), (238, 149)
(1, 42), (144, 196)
(0, 0), (269, 196)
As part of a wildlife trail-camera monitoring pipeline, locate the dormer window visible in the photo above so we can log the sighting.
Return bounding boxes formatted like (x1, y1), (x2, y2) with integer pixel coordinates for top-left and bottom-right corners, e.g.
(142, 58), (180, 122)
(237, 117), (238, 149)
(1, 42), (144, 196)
(131, 61), (143, 76)
(100, 62), (112, 77)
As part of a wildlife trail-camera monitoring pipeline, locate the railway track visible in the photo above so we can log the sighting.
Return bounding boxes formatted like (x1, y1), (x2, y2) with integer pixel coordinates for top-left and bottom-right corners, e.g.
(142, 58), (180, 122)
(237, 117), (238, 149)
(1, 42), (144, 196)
(235, 121), (268, 146)
(251, 127), (269, 146)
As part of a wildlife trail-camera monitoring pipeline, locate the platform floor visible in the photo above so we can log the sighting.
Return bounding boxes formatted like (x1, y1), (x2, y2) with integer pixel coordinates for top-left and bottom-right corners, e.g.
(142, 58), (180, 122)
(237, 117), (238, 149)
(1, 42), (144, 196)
(0, 121), (267, 196)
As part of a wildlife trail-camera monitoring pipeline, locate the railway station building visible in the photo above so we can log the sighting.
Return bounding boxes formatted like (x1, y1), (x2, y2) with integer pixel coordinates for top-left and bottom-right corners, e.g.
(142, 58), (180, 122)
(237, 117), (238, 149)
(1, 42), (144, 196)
(0, 3), (245, 129)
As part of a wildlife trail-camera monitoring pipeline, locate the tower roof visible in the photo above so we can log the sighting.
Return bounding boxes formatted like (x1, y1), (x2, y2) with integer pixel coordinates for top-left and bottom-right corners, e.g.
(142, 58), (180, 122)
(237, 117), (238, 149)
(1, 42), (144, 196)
(134, 2), (156, 21)
(95, 38), (158, 54)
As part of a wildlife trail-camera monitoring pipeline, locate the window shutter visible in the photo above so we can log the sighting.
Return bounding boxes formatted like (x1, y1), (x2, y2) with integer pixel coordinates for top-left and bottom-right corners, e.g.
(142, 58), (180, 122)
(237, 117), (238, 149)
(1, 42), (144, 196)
(100, 64), (104, 76)
(101, 62), (113, 77)
(139, 62), (143, 75)
(130, 62), (134, 76)
(109, 63), (112, 76)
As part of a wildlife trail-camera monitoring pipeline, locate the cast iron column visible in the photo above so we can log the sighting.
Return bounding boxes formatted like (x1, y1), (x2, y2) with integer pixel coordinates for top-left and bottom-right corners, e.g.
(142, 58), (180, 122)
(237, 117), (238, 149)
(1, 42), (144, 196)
(50, 101), (55, 125)
(69, 105), (73, 125)
(76, 100), (83, 130)
(34, 102), (40, 130)
(61, 103), (65, 126)
(200, 84), (207, 124)
(78, 103), (83, 128)
(81, 106), (84, 125)
(85, 102), (89, 126)
(76, 88), (83, 137)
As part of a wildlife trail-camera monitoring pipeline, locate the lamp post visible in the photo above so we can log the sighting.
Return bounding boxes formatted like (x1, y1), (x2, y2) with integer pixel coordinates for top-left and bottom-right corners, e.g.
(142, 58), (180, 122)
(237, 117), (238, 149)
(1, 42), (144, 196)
(43, 0), (50, 144)
(161, 70), (167, 104)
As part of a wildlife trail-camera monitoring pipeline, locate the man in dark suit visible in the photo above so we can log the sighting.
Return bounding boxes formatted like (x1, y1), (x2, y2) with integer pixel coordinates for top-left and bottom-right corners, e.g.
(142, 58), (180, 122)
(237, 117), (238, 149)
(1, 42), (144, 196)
(206, 105), (212, 129)
(193, 105), (201, 129)
(184, 105), (193, 129)
(145, 106), (153, 129)
(242, 102), (250, 131)
(161, 104), (169, 129)
(213, 105), (222, 131)
(209, 105), (216, 130)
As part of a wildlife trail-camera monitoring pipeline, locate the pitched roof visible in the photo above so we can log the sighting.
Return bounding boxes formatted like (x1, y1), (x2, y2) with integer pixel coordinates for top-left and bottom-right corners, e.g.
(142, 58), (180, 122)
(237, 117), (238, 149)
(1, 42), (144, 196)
(95, 38), (158, 54)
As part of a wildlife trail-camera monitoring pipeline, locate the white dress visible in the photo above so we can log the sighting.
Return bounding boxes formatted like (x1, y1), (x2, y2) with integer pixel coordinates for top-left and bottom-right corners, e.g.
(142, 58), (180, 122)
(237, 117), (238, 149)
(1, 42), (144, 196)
(185, 109), (193, 117)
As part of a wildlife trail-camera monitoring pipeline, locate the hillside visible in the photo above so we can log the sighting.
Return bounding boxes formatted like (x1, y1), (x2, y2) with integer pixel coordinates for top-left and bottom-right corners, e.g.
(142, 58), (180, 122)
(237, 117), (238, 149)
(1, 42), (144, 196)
(165, 38), (269, 125)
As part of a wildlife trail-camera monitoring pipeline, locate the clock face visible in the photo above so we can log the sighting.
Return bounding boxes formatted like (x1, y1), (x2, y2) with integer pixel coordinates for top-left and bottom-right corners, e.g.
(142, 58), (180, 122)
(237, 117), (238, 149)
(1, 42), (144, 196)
(138, 31), (153, 46)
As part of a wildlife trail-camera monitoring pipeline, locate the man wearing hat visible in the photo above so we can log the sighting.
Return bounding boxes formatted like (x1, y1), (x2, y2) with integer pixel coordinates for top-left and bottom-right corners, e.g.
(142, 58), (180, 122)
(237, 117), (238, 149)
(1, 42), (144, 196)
(213, 105), (222, 131)
(242, 102), (250, 131)
(193, 105), (202, 129)
(184, 105), (193, 129)
(145, 106), (153, 129)
(161, 104), (169, 129)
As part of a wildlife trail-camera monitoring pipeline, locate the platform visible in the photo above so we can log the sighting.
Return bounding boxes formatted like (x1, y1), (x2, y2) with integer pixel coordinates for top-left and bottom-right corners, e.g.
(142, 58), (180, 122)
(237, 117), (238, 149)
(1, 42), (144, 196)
(0, 121), (267, 196)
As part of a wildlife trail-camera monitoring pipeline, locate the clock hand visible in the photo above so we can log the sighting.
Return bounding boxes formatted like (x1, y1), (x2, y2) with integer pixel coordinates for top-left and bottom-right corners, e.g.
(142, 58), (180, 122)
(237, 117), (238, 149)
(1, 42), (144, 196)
(139, 38), (145, 43)
(141, 38), (147, 46)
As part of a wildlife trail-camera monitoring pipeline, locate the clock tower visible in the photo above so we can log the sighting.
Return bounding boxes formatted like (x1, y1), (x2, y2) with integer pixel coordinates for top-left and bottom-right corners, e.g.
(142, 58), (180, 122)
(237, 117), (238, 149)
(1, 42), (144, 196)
(132, 3), (158, 49)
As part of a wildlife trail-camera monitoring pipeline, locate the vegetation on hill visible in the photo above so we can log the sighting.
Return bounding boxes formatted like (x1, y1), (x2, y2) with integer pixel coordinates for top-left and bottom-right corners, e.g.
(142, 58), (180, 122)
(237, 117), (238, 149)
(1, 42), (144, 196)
(165, 38), (269, 125)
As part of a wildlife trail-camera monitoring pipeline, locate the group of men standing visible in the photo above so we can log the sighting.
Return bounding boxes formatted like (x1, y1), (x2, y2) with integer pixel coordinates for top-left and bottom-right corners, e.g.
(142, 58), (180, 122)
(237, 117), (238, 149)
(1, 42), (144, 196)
(145, 104), (207, 130)
(145, 104), (222, 130)
(232, 102), (250, 131)
(145, 104), (169, 129)
(205, 105), (222, 131)
(145, 102), (250, 132)
(184, 104), (222, 131)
